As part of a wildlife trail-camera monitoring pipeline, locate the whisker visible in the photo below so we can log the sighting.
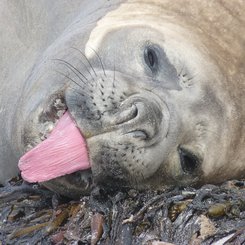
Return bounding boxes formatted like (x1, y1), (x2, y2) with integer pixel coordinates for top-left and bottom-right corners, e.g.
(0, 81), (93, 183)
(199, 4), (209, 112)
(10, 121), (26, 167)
(73, 53), (95, 80)
(88, 47), (106, 77)
(68, 86), (90, 100)
(187, 76), (194, 81)
(178, 65), (184, 77)
(113, 63), (116, 89)
(70, 47), (97, 78)
(53, 58), (89, 86)
(54, 70), (84, 91)
(54, 70), (98, 99)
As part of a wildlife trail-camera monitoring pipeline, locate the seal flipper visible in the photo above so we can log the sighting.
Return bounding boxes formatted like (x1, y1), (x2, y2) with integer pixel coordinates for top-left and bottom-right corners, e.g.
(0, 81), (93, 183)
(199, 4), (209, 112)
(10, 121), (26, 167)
(18, 112), (90, 183)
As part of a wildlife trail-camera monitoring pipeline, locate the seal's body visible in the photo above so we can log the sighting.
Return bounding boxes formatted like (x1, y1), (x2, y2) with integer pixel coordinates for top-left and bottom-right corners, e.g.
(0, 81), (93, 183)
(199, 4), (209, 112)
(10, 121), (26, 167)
(0, 0), (244, 198)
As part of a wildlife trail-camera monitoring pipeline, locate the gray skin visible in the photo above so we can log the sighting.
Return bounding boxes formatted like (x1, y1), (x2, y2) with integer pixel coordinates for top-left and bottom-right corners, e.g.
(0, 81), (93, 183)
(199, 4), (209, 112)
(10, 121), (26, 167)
(0, 0), (244, 198)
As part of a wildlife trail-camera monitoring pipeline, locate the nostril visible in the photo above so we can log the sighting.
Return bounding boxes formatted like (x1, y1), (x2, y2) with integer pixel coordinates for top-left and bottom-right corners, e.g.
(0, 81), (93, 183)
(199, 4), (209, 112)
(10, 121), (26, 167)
(114, 104), (138, 125)
(125, 130), (148, 140)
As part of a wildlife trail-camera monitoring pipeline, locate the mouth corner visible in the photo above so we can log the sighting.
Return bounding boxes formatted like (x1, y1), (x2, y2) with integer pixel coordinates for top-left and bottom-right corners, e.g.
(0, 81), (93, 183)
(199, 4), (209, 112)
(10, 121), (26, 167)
(41, 168), (93, 199)
(19, 100), (91, 185)
(39, 91), (67, 125)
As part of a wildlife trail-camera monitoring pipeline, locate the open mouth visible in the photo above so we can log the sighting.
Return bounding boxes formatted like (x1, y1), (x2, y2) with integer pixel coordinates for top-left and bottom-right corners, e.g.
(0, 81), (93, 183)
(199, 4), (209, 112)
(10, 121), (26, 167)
(18, 97), (91, 183)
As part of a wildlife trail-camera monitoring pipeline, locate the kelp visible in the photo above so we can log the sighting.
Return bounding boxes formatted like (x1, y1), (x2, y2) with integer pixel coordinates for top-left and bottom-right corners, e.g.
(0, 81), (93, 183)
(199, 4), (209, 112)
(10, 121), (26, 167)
(0, 176), (244, 244)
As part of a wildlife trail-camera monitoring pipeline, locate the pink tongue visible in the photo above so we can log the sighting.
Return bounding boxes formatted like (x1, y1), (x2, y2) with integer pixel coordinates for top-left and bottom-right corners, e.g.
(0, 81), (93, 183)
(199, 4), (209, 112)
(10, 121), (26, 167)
(18, 112), (90, 183)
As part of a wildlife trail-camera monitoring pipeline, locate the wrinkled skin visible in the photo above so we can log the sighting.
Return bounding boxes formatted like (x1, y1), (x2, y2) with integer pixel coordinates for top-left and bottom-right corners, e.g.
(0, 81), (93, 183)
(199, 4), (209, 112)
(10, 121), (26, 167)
(0, 0), (244, 198)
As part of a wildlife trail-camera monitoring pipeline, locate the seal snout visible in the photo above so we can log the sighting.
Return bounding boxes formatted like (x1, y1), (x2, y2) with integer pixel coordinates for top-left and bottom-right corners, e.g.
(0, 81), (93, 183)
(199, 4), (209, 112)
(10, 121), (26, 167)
(113, 104), (138, 125)
(115, 97), (165, 142)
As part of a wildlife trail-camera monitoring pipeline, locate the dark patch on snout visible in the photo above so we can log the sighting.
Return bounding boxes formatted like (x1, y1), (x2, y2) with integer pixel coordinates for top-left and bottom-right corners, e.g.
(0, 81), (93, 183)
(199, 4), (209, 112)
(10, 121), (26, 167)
(39, 90), (67, 123)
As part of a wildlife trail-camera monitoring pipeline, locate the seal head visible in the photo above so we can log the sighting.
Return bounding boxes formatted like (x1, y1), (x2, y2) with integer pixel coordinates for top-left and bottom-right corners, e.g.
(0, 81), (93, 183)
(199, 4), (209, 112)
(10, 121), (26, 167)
(3, 1), (245, 198)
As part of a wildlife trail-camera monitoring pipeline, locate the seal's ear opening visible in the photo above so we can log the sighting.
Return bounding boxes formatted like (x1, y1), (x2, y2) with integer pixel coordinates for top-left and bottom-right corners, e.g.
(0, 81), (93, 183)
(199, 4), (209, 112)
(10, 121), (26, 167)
(178, 147), (200, 174)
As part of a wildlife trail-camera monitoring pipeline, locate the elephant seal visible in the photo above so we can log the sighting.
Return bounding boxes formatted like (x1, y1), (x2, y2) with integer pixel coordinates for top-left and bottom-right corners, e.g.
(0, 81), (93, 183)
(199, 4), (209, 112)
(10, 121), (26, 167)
(0, 0), (244, 198)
